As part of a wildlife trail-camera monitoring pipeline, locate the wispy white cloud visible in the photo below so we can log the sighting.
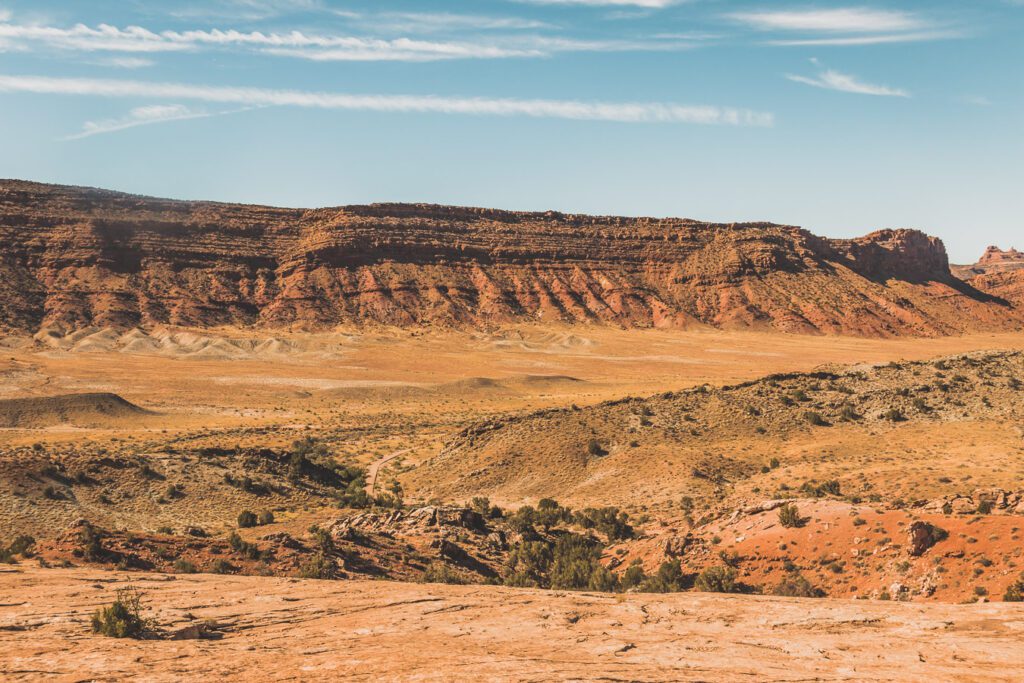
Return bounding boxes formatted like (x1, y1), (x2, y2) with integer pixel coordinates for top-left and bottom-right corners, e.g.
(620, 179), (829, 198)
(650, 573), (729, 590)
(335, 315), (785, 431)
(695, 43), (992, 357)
(0, 73), (775, 126)
(729, 8), (926, 33)
(960, 95), (992, 107)
(768, 31), (960, 46)
(0, 9), (11, 22)
(0, 19), (695, 61)
(520, 0), (679, 6)
(93, 56), (155, 69)
(343, 12), (552, 34)
(169, 0), (322, 21)
(786, 67), (909, 97)
(727, 7), (959, 46)
(63, 104), (217, 139)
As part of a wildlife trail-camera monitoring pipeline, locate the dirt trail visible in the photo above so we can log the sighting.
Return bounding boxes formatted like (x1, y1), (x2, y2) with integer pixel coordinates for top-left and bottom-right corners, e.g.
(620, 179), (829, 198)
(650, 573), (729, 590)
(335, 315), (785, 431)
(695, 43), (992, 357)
(2, 566), (1023, 681)
(365, 449), (410, 496)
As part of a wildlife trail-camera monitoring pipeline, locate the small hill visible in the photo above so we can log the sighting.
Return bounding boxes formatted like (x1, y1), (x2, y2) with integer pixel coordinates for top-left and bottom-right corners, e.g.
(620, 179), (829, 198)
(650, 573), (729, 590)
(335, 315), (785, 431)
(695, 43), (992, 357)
(0, 393), (149, 428)
(408, 351), (1024, 506)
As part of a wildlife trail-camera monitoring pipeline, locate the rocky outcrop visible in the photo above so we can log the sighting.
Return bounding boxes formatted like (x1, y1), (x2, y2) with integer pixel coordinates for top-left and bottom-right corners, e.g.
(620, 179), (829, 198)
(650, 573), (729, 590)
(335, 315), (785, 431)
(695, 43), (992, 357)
(952, 245), (1024, 310)
(829, 230), (951, 283)
(330, 506), (487, 539)
(907, 521), (948, 557)
(1, 179), (1021, 336)
(922, 489), (1024, 516)
(953, 245), (1024, 277)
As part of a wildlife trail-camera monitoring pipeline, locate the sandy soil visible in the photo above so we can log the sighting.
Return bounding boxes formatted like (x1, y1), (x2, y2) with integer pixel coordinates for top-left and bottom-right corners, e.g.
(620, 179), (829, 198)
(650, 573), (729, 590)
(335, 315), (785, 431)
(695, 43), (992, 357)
(2, 565), (1023, 682)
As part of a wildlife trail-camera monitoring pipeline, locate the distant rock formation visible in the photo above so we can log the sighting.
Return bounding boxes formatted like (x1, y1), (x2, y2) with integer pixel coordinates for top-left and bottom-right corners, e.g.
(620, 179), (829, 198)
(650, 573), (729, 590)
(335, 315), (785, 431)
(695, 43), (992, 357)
(951, 245), (1024, 309)
(1, 179), (1020, 336)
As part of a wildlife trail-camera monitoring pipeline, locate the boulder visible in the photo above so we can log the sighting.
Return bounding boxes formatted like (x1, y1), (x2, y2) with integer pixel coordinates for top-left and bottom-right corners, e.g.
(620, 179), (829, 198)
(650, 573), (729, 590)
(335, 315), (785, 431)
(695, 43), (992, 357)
(907, 521), (948, 556)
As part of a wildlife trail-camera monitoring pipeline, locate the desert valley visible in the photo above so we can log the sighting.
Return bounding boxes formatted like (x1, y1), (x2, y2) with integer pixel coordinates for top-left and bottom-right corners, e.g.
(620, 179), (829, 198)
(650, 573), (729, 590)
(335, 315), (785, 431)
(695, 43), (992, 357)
(0, 181), (1022, 679)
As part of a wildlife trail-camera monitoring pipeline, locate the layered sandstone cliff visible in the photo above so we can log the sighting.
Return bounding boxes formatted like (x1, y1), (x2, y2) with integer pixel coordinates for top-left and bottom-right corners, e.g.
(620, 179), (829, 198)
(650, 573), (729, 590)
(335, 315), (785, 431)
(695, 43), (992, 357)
(0, 180), (1019, 336)
(952, 246), (1024, 310)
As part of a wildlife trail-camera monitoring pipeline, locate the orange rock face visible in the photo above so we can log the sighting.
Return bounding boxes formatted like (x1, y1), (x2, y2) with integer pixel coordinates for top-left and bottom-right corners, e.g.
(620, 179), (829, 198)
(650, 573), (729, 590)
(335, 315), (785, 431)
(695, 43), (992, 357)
(1, 179), (1020, 336)
(952, 245), (1024, 309)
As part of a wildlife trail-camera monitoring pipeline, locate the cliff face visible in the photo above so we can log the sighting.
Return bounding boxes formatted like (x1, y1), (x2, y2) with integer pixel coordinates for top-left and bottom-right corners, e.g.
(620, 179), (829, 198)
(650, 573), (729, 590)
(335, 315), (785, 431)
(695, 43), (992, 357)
(953, 246), (1024, 277)
(978, 246), (1024, 267)
(951, 246), (1024, 310)
(0, 180), (1019, 336)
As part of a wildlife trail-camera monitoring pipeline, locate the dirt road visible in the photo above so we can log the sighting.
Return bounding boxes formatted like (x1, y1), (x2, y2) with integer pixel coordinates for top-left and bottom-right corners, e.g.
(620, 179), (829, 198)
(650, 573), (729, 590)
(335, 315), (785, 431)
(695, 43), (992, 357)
(364, 448), (410, 496)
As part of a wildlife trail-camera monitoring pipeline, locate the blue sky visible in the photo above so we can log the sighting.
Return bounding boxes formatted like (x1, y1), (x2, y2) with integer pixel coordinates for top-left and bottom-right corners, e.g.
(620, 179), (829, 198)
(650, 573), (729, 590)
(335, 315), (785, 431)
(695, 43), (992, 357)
(0, 1), (1020, 262)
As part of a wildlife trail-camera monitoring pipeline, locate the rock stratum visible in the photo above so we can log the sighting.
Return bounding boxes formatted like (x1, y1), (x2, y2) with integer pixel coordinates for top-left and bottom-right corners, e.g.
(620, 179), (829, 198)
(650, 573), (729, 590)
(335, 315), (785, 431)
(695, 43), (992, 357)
(1, 179), (1020, 336)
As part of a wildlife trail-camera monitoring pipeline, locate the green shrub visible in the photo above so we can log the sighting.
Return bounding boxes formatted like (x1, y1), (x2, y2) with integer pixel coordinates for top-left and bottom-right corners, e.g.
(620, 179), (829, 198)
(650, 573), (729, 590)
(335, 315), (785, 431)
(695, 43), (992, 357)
(804, 411), (827, 427)
(8, 535), (35, 557)
(421, 562), (467, 585)
(620, 561), (647, 590)
(533, 500), (572, 531)
(338, 480), (371, 509)
(1004, 573), (1024, 602)
(777, 503), (804, 529)
(173, 558), (198, 574)
(839, 404), (859, 421)
(772, 572), (824, 598)
(550, 534), (603, 591)
(574, 507), (634, 541)
(80, 524), (105, 561)
(507, 506), (538, 533)
(228, 532), (264, 560)
(505, 541), (552, 587)
(237, 511), (258, 528)
(801, 479), (841, 497)
(209, 559), (234, 574)
(504, 571), (540, 588)
(298, 551), (336, 580)
(91, 586), (153, 639)
(312, 528), (335, 553)
(641, 559), (686, 593)
(587, 565), (619, 592)
(694, 565), (739, 593)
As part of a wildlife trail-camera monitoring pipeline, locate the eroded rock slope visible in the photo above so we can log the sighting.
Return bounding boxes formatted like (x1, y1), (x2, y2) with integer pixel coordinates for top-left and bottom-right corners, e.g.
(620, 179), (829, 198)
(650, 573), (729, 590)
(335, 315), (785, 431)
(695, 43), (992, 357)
(1, 180), (1020, 335)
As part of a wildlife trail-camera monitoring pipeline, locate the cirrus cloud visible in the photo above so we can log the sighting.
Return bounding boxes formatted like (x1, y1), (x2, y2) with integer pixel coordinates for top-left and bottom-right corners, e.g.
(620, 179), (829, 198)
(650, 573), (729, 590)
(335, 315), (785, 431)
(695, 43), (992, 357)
(786, 67), (909, 97)
(0, 19), (697, 61)
(0, 73), (775, 126)
(727, 7), (961, 46)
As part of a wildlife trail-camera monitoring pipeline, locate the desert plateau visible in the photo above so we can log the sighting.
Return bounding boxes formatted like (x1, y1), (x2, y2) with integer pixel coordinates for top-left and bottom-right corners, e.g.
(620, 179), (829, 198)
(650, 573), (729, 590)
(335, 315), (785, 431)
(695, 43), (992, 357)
(0, 180), (1021, 681)
(1, 3), (1022, 677)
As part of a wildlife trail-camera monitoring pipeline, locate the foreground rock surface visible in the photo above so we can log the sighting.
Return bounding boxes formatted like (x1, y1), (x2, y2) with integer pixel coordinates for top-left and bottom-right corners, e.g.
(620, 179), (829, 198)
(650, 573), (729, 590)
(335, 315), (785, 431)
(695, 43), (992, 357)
(2, 566), (1023, 681)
